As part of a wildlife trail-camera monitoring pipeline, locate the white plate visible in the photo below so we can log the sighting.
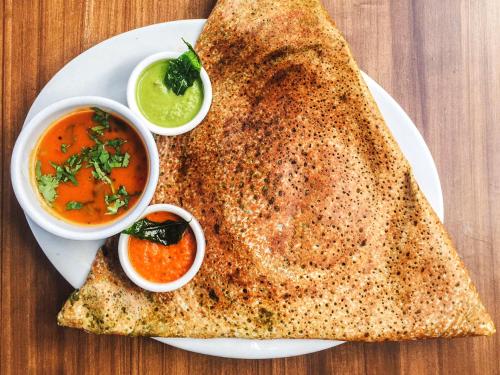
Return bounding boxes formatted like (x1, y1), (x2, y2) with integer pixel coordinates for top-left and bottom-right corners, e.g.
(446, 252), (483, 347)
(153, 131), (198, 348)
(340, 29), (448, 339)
(23, 19), (444, 359)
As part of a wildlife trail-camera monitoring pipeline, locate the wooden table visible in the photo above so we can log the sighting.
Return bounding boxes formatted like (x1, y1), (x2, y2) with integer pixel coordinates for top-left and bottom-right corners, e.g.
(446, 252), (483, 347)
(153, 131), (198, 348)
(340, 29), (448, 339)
(1, 1), (498, 374)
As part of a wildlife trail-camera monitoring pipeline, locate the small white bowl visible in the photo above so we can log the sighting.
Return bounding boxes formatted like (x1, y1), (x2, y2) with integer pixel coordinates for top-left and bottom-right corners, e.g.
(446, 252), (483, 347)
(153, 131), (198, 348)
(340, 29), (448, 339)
(10, 96), (160, 241)
(118, 204), (205, 292)
(127, 51), (212, 136)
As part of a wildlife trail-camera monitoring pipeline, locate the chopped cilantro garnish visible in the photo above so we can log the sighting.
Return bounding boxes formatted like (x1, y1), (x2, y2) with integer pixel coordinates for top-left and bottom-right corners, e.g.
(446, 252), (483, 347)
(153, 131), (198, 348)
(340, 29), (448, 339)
(90, 125), (106, 136)
(91, 107), (110, 129)
(66, 201), (83, 210)
(50, 159), (81, 186)
(35, 160), (42, 179)
(89, 107), (111, 139)
(90, 160), (113, 186)
(82, 141), (129, 186)
(164, 39), (202, 95)
(35, 161), (59, 205)
(35, 108), (134, 212)
(122, 152), (130, 167)
(108, 152), (130, 168)
(66, 154), (82, 168)
(38, 175), (59, 204)
(107, 138), (126, 150)
(117, 185), (128, 196)
(105, 185), (129, 215)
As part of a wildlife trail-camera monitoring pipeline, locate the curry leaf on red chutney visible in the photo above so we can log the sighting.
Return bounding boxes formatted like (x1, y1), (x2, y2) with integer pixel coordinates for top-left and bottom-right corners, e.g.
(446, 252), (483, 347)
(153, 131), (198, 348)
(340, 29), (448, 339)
(123, 218), (190, 246)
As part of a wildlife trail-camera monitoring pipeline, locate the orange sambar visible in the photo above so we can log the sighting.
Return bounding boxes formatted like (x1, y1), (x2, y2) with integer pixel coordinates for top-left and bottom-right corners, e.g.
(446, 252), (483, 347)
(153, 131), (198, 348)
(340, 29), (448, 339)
(34, 109), (148, 225)
(128, 211), (196, 283)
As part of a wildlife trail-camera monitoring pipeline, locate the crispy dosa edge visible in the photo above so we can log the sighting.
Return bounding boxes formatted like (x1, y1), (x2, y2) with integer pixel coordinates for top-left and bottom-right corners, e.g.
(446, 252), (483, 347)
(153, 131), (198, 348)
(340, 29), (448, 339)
(58, 0), (495, 340)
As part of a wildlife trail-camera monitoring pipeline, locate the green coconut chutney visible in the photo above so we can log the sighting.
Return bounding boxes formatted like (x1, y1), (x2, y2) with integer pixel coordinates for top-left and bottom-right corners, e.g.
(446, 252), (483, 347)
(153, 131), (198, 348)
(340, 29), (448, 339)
(136, 60), (204, 128)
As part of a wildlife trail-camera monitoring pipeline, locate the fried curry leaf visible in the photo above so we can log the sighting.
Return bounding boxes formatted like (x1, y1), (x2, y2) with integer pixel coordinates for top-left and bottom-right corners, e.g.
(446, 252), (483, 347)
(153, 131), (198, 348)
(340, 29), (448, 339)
(164, 39), (202, 96)
(66, 201), (83, 210)
(123, 217), (190, 246)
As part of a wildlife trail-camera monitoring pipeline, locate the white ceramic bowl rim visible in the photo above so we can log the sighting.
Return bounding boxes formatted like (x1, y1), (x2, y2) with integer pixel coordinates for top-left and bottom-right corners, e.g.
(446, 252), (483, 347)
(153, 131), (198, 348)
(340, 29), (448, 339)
(127, 51), (212, 136)
(118, 204), (206, 292)
(10, 96), (160, 241)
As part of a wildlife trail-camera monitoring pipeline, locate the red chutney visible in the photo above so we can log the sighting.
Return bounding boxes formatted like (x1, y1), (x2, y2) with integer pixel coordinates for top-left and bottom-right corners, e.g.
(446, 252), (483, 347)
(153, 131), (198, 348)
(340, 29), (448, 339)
(34, 109), (148, 225)
(128, 212), (196, 283)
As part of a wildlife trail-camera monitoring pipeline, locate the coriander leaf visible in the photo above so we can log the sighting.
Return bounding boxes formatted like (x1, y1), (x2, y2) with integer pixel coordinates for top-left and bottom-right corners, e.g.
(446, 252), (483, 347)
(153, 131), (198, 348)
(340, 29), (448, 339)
(117, 185), (128, 196)
(88, 107), (111, 140)
(106, 199), (127, 215)
(123, 218), (189, 246)
(98, 149), (110, 165)
(105, 185), (129, 215)
(83, 140), (129, 188)
(61, 143), (69, 153)
(66, 154), (82, 168)
(35, 160), (42, 180)
(90, 125), (106, 136)
(37, 174), (59, 205)
(35, 160), (59, 204)
(51, 162), (63, 178)
(91, 161), (112, 185)
(50, 161), (80, 186)
(88, 130), (103, 144)
(121, 152), (130, 167)
(91, 107), (110, 129)
(105, 186), (128, 204)
(108, 152), (130, 168)
(66, 201), (83, 210)
(164, 39), (202, 95)
(107, 138), (126, 151)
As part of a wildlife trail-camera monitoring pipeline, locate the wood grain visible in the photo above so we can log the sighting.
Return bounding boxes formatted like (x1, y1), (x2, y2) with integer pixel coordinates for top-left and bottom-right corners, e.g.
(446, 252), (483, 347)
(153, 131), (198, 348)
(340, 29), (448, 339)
(1, 0), (498, 374)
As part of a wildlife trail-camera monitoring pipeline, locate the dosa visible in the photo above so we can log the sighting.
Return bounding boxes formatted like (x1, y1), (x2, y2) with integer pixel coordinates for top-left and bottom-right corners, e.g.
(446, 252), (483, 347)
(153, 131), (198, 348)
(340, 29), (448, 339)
(58, 0), (495, 340)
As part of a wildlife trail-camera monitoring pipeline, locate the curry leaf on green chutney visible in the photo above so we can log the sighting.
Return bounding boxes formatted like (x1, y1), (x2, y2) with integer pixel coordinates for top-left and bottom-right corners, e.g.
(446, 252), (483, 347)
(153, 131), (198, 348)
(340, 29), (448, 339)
(164, 39), (202, 96)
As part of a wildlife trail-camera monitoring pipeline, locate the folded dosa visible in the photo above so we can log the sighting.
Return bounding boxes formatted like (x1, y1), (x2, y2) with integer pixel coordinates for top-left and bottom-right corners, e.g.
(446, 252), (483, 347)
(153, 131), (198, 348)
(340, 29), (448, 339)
(58, 0), (495, 340)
